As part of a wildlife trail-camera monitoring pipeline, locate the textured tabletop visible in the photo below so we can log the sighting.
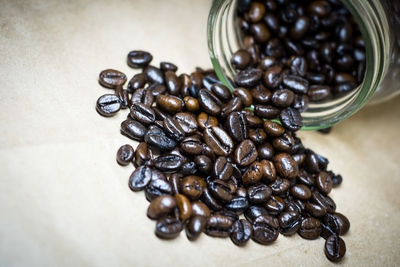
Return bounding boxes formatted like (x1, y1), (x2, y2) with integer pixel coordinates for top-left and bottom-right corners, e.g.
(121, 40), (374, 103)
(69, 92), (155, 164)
(0, 0), (399, 266)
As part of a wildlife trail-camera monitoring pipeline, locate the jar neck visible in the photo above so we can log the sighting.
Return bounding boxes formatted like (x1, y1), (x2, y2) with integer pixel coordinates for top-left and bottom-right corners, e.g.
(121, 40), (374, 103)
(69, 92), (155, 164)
(207, 0), (390, 130)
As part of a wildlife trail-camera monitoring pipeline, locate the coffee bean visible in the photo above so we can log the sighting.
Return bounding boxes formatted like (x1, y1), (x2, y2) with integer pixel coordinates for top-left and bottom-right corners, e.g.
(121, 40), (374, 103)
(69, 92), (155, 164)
(311, 191), (336, 213)
(96, 94), (121, 116)
(145, 125), (177, 151)
(165, 71), (181, 96)
(186, 215), (207, 240)
(203, 126), (234, 156)
(290, 184), (312, 200)
(121, 119), (147, 141)
(260, 159), (277, 182)
(279, 210), (301, 236)
(244, 205), (269, 223)
(270, 178), (291, 195)
(135, 142), (153, 167)
(245, 113), (264, 128)
(213, 156), (234, 180)
(263, 66), (282, 89)
(251, 85), (271, 103)
(173, 112), (198, 134)
(252, 215), (279, 244)
(263, 120), (284, 137)
(305, 202), (327, 218)
(209, 180), (235, 203)
(169, 173), (181, 195)
(280, 107), (303, 131)
(324, 235), (346, 262)
(282, 74), (309, 94)
(235, 68), (263, 87)
(226, 112), (248, 142)
(242, 161), (263, 185)
(147, 194), (177, 219)
(258, 143), (275, 160)
(211, 84), (232, 102)
(129, 165), (152, 192)
(201, 188), (223, 211)
(233, 88), (252, 107)
(154, 154), (183, 172)
(220, 97), (243, 117)
(316, 171), (333, 195)
(323, 212), (350, 235)
(231, 49), (252, 70)
(183, 96), (200, 113)
(148, 83), (167, 97)
(272, 133), (295, 152)
(290, 16), (310, 39)
(131, 88), (154, 106)
(128, 72), (147, 92)
(145, 177), (172, 202)
(272, 89), (295, 107)
(234, 139), (258, 166)
(248, 184), (272, 204)
(230, 219), (253, 246)
(308, 85), (332, 101)
(198, 89), (222, 116)
(205, 214), (234, 237)
(175, 193), (192, 221)
(265, 195), (286, 215)
(191, 201), (211, 218)
(163, 117), (185, 141)
(273, 153), (298, 179)
(156, 94), (183, 113)
(181, 176), (206, 200)
(254, 105), (280, 119)
(127, 50), (152, 68)
(248, 128), (267, 144)
(130, 102), (155, 125)
(144, 65), (164, 84)
(194, 155), (212, 173)
(298, 217), (322, 239)
(99, 69), (127, 89)
(224, 196), (248, 213)
(155, 217), (183, 239)
(116, 144), (134, 166)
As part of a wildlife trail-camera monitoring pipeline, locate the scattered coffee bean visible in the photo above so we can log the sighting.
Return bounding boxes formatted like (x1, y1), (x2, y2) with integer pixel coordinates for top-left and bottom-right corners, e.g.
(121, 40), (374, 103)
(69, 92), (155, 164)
(116, 144), (134, 166)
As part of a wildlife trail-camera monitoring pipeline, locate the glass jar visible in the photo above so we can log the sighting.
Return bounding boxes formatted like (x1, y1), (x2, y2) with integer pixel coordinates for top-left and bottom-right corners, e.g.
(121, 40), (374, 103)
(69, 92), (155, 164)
(207, 0), (400, 129)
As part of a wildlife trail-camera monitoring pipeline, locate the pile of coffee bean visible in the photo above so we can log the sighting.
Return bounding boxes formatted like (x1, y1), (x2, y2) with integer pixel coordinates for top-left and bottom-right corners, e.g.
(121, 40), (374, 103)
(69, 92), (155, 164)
(233, 0), (365, 105)
(95, 49), (350, 262)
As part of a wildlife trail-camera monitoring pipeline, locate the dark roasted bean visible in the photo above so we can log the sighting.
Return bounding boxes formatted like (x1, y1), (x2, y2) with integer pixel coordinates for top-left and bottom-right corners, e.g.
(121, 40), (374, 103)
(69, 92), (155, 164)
(130, 102), (155, 124)
(230, 219), (252, 246)
(290, 184), (312, 200)
(129, 165), (152, 192)
(258, 143), (275, 160)
(299, 217), (322, 239)
(203, 126), (234, 156)
(181, 176), (206, 200)
(323, 212), (350, 235)
(254, 105), (280, 119)
(128, 73), (147, 92)
(278, 210), (301, 236)
(324, 235), (346, 262)
(213, 156), (233, 180)
(131, 88), (154, 106)
(99, 69), (127, 89)
(273, 153), (298, 179)
(147, 194), (177, 219)
(163, 117), (185, 141)
(145, 178), (172, 202)
(308, 85), (332, 101)
(260, 159), (277, 182)
(242, 161), (263, 185)
(195, 155), (212, 173)
(165, 71), (181, 96)
(251, 85), (271, 103)
(135, 142), (153, 166)
(265, 195), (286, 215)
(244, 205), (269, 224)
(154, 154), (183, 172)
(311, 191), (336, 213)
(263, 66), (282, 89)
(263, 120), (284, 137)
(191, 201), (211, 218)
(148, 83), (166, 97)
(280, 107), (303, 131)
(198, 89), (222, 116)
(183, 96), (200, 113)
(169, 173), (181, 195)
(248, 128), (267, 144)
(221, 97), (242, 117)
(305, 202), (327, 218)
(116, 144), (134, 166)
(144, 65), (164, 84)
(121, 119), (147, 141)
(252, 215), (279, 244)
(316, 171), (333, 195)
(186, 215), (207, 241)
(96, 94), (121, 116)
(290, 16), (310, 39)
(225, 196), (249, 213)
(205, 214), (234, 238)
(289, 56), (308, 76)
(248, 184), (272, 204)
(175, 193), (192, 221)
(234, 139), (258, 166)
(201, 188), (223, 211)
(272, 89), (295, 108)
(127, 50), (152, 68)
(270, 178), (290, 195)
(155, 217), (183, 239)
(272, 133), (295, 152)
(282, 74), (309, 94)
(145, 125), (177, 151)
(160, 61), (178, 72)
(227, 112), (248, 142)
(211, 84), (232, 102)
(231, 49), (252, 70)
(235, 68), (263, 87)
(209, 180), (235, 203)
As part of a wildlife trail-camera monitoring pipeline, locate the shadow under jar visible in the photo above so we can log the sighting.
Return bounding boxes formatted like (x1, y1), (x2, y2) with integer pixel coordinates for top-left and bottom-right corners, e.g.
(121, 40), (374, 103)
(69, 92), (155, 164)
(208, 0), (400, 130)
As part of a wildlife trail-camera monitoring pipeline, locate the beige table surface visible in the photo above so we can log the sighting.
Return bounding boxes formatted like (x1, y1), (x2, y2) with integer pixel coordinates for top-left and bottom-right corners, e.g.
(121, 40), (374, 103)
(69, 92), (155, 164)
(1, 0), (400, 266)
